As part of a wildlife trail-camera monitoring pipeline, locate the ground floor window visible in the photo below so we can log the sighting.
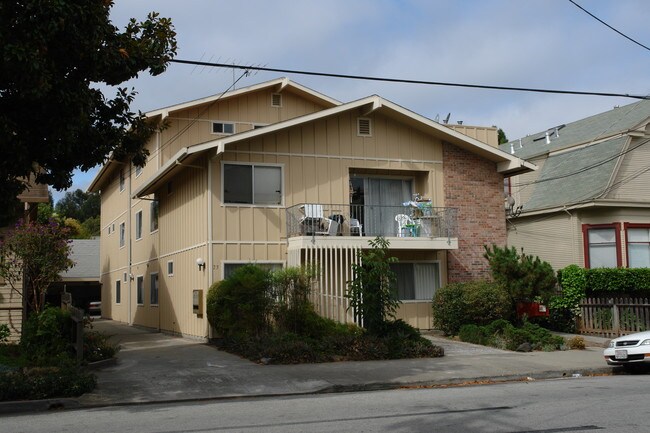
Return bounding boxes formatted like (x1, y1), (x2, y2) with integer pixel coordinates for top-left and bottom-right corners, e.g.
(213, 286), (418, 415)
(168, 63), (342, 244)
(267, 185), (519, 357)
(625, 224), (650, 268)
(223, 262), (283, 280)
(150, 273), (159, 305)
(116, 280), (121, 304)
(582, 224), (621, 268)
(390, 262), (440, 301)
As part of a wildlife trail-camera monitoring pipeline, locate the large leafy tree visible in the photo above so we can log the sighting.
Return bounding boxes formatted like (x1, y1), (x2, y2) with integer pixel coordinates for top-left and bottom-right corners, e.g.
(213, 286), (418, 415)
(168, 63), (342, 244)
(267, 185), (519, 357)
(0, 0), (177, 218)
(55, 189), (100, 222)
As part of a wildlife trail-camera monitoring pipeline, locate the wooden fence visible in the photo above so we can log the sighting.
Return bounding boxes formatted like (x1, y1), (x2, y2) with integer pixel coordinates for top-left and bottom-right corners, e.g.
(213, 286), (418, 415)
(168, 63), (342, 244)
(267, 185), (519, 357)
(579, 297), (650, 338)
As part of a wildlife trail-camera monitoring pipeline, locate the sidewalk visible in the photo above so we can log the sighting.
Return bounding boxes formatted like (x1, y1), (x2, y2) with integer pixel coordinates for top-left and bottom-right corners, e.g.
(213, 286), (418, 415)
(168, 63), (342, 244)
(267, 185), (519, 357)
(1, 320), (614, 414)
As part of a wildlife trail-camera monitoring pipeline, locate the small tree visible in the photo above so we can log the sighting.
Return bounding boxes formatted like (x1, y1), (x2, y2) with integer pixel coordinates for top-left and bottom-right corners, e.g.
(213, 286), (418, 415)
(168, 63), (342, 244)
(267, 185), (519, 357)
(346, 237), (400, 335)
(0, 219), (74, 313)
(483, 244), (557, 304)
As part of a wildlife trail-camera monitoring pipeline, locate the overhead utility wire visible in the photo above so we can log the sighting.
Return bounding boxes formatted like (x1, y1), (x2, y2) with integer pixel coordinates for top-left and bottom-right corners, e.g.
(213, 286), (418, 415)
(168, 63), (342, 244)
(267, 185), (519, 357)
(568, 0), (650, 52)
(170, 59), (649, 100)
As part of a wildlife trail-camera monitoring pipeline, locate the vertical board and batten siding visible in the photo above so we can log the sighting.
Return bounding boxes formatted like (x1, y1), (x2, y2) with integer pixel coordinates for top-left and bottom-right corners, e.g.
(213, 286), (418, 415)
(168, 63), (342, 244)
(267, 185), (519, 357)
(605, 138), (650, 201)
(157, 89), (330, 167)
(447, 125), (499, 148)
(155, 161), (209, 337)
(213, 110), (448, 329)
(99, 164), (131, 322)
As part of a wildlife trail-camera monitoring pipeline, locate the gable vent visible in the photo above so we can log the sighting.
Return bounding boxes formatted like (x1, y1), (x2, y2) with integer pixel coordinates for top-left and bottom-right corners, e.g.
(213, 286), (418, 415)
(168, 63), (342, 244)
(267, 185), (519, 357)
(357, 118), (372, 137)
(271, 93), (282, 107)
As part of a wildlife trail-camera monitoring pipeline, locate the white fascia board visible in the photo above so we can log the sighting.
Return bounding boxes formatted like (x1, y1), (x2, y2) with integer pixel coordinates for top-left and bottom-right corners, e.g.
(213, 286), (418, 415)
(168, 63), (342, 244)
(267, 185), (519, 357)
(145, 78), (340, 118)
(214, 96), (381, 155)
(497, 159), (538, 175)
(132, 148), (188, 198)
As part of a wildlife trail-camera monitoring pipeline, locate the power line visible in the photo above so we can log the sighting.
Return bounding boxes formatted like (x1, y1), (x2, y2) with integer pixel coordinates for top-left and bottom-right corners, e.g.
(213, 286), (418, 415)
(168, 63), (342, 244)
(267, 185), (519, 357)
(569, 0), (650, 52)
(169, 59), (649, 100)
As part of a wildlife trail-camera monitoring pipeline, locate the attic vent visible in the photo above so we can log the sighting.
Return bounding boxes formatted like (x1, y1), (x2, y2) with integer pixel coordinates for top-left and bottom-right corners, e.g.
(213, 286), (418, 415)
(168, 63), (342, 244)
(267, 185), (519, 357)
(271, 93), (282, 107)
(357, 118), (372, 137)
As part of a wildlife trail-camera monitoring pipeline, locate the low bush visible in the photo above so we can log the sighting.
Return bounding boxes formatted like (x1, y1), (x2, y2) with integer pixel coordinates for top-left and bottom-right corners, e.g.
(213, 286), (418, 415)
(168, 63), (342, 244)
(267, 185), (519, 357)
(206, 265), (273, 338)
(21, 306), (74, 366)
(459, 320), (564, 351)
(432, 281), (512, 335)
(0, 324), (10, 343)
(219, 319), (443, 364)
(83, 331), (120, 363)
(567, 336), (586, 350)
(0, 365), (96, 401)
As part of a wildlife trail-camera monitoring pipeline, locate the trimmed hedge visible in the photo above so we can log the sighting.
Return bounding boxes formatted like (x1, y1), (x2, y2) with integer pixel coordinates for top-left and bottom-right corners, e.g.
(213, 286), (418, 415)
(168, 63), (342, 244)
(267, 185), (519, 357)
(459, 320), (564, 351)
(585, 267), (650, 295)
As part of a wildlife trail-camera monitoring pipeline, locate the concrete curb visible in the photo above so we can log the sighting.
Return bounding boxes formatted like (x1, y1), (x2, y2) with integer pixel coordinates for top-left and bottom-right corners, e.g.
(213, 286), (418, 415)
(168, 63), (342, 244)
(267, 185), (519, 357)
(0, 366), (616, 415)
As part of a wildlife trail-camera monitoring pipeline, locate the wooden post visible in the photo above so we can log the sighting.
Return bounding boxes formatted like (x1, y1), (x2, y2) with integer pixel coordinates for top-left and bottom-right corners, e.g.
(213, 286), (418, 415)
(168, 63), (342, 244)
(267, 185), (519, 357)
(612, 298), (620, 336)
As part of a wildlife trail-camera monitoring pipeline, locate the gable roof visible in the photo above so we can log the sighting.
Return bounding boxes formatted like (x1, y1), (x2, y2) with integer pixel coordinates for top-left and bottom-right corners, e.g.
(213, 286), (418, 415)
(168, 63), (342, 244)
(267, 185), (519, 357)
(133, 94), (535, 198)
(505, 99), (650, 214)
(60, 239), (100, 282)
(502, 99), (650, 160)
(88, 78), (341, 193)
(145, 77), (340, 119)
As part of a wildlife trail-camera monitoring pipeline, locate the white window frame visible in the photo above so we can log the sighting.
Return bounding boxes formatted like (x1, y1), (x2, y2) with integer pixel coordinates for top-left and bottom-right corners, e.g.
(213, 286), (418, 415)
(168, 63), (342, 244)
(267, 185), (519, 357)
(221, 162), (284, 207)
(221, 261), (285, 280)
(150, 272), (159, 306)
(390, 261), (441, 302)
(150, 200), (159, 233)
(212, 121), (235, 135)
(119, 168), (125, 192)
(135, 210), (143, 240)
(119, 222), (126, 248)
(167, 260), (174, 277)
(136, 275), (144, 306)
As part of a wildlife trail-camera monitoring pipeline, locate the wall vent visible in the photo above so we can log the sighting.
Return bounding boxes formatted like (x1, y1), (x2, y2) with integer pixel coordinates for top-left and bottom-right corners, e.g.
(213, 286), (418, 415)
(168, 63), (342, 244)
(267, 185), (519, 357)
(357, 118), (372, 137)
(271, 93), (282, 107)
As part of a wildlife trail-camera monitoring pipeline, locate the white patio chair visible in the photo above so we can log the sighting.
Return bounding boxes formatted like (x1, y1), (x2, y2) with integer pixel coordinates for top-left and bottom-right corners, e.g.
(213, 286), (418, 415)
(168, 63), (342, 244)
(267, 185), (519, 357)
(349, 218), (363, 236)
(395, 214), (415, 237)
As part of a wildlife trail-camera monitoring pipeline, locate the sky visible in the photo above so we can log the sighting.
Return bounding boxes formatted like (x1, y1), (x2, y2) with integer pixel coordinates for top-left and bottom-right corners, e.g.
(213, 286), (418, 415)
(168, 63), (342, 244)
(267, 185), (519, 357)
(55, 0), (650, 203)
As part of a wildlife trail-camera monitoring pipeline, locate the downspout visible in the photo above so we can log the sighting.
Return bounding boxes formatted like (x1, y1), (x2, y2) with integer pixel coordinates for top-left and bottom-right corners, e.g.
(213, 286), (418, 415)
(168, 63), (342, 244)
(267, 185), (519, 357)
(207, 159), (214, 338)
(128, 162), (133, 325)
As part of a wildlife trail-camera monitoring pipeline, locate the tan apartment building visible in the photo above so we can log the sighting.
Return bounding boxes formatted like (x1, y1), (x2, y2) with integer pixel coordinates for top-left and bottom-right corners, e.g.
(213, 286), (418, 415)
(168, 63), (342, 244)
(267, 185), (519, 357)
(89, 78), (534, 339)
(503, 99), (650, 272)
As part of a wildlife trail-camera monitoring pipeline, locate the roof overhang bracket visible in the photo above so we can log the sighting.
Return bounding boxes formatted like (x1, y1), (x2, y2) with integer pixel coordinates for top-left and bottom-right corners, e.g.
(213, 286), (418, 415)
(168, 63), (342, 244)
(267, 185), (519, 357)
(361, 97), (382, 116)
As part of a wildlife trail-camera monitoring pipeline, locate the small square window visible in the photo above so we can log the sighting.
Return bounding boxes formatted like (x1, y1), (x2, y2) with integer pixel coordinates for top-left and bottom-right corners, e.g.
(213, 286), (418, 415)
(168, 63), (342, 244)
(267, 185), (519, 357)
(212, 122), (235, 135)
(123, 272), (127, 282)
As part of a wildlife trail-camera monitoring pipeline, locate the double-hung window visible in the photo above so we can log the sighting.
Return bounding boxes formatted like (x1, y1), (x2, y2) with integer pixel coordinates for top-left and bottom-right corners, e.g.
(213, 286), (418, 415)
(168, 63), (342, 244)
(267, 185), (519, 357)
(583, 224), (621, 268)
(223, 163), (282, 205)
(626, 224), (650, 268)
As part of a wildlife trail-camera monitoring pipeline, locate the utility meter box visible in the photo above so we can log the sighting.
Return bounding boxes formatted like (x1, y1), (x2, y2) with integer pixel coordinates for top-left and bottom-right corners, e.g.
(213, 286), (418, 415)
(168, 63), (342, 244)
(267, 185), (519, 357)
(193, 289), (203, 316)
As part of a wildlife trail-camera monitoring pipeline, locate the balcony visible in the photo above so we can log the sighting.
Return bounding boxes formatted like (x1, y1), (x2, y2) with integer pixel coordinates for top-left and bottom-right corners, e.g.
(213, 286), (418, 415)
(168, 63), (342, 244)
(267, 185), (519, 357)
(285, 203), (459, 251)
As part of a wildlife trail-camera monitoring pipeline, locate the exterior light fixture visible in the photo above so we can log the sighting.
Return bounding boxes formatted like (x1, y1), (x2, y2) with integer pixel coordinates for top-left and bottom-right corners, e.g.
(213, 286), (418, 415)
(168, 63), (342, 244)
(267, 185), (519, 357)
(196, 258), (206, 271)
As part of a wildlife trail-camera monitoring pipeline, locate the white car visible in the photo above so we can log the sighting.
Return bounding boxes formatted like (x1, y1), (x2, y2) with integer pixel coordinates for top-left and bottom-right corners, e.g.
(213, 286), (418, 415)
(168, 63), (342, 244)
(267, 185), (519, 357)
(604, 330), (650, 367)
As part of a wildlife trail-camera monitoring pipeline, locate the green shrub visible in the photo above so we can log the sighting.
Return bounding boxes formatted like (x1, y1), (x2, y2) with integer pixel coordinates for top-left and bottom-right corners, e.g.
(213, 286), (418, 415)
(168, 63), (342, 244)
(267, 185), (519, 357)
(567, 336), (586, 350)
(459, 320), (564, 351)
(269, 266), (320, 336)
(0, 324), (9, 343)
(586, 267), (650, 294)
(432, 280), (512, 335)
(83, 331), (120, 363)
(346, 237), (400, 335)
(484, 244), (557, 303)
(21, 306), (74, 366)
(0, 365), (96, 401)
(206, 265), (273, 338)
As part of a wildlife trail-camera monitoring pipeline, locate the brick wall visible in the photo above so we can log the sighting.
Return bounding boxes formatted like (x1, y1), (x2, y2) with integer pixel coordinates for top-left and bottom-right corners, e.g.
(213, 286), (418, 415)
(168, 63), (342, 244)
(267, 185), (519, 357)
(443, 142), (506, 282)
